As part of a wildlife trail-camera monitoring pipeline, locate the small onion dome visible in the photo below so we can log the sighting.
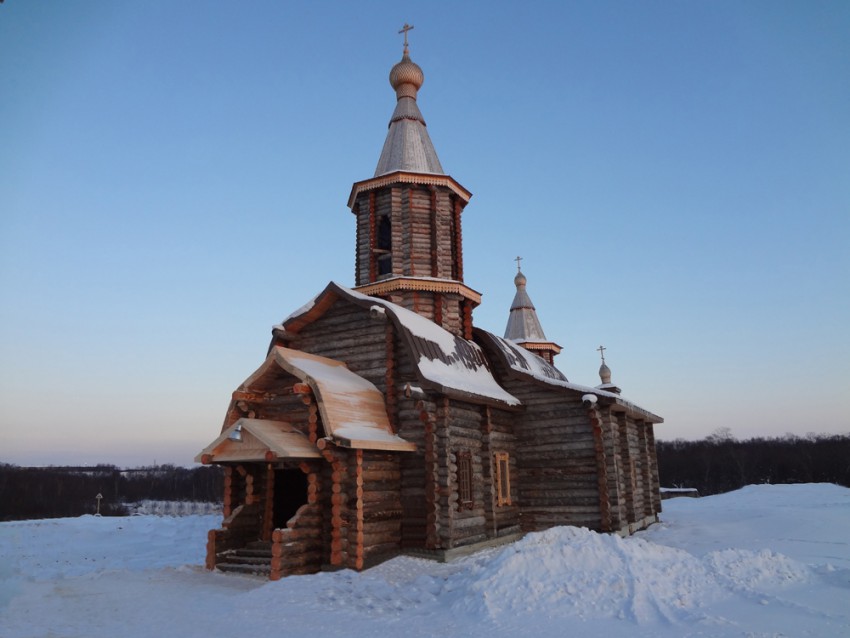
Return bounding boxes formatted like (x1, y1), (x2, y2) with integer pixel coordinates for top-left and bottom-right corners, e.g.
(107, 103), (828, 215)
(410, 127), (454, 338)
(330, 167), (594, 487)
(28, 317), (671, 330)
(390, 52), (424, 100)
(599, 362), (612, 385)
(514, 270), (527, 288)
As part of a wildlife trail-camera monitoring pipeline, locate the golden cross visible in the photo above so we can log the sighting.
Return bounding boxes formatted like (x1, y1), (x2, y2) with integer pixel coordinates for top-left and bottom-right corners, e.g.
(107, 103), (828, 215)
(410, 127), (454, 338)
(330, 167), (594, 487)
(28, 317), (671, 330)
(515, 255), (523, 272)
(597, 345), (607, 364)
(399, 23), (414, 52)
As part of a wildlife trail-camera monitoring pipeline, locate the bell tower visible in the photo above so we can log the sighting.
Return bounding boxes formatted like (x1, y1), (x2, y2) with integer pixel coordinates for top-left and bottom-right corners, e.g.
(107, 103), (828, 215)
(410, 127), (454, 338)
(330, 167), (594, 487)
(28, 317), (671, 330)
(348, 25), (480, 339)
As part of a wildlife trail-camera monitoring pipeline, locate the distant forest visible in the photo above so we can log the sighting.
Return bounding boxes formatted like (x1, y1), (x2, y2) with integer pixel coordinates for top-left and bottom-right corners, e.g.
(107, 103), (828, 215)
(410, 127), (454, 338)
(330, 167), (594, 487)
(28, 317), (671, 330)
(0, 464), (223, 521)
(656, 431), (850, 495)
(2, 432), (848, 520)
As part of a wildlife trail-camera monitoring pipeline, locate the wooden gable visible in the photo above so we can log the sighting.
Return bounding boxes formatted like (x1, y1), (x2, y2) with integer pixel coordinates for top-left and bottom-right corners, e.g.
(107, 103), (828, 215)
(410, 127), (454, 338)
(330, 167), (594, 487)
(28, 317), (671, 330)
(195, 418), (321, 464)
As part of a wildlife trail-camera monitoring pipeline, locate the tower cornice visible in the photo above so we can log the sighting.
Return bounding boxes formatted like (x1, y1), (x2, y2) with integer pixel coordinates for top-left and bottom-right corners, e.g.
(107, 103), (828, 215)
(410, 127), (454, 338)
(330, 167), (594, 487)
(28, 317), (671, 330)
(353, 276), (481, 307)
(348, 171), (472, 210)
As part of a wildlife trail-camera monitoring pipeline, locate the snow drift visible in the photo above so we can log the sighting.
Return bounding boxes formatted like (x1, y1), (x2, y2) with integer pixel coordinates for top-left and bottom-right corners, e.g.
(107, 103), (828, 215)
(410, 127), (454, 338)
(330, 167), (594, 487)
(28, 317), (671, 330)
(1, 484), (848, 638)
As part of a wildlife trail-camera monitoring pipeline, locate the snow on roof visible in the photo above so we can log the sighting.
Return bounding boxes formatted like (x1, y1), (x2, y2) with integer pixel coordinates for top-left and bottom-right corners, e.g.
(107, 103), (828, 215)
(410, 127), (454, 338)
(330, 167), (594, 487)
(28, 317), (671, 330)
(277, 296), (318, 328)
(486, 331), (570, 384)
(281, 283), (520, 407)
(337, 285), (520, 407)
(476, 329), (663, 422)
(272, 347), (416, 452)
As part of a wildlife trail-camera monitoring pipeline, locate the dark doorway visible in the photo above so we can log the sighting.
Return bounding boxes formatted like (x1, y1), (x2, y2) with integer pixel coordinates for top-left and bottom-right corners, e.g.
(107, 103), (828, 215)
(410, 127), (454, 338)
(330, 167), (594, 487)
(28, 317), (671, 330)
(273, 469), (308, 529)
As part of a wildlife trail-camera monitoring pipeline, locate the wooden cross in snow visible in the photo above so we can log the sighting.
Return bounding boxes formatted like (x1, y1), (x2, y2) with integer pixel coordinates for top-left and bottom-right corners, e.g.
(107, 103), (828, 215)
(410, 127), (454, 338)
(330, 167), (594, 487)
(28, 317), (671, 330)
(597, 345), (607, 364)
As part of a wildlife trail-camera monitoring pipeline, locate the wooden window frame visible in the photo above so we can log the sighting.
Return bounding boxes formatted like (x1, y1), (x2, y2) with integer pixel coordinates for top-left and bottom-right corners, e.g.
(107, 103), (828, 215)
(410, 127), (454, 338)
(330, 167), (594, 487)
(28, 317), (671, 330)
(494, 451), (512, 507)
(456, 450), (473, 510)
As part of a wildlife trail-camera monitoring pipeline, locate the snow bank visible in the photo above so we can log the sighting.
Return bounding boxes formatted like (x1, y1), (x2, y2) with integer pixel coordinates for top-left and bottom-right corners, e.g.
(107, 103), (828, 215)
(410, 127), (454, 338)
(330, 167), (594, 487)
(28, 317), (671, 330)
(282, 525), (813, 627)
(1, 514), (219, 580)
(454, 527), (726, 622)
(1, 485), (848, 638)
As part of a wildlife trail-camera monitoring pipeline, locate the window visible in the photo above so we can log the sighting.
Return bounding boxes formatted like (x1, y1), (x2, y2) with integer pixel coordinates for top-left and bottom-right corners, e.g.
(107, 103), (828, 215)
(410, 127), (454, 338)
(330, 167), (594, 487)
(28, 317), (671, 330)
(375, 215), (392, 276)
(449, 203), (458, 280)
(457, 450), (473, 510)
(377, 254), (392, 276)
(377, 214), (391, 250)
(494, 451), (512, 506)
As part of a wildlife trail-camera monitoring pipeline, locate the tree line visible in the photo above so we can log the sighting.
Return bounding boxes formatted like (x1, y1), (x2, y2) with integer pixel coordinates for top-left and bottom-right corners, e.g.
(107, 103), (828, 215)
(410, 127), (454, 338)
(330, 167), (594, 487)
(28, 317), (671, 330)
(0, 464), (224, 521)
(3, 432), (848, 520)
(656, 431), (850, 496)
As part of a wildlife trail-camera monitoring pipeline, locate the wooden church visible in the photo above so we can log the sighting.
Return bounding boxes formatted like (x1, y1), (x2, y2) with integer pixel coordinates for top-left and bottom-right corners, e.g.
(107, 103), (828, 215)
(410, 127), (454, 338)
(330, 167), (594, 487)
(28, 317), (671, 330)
(196, 31), (664, 579)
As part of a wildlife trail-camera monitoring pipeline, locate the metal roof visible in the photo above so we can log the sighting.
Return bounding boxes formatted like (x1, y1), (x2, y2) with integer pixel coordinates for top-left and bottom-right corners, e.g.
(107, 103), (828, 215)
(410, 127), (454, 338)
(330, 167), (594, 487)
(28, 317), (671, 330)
(374, 48), (444, 176)
(374, 96), (444, 176)
(504, 270), (548, 342)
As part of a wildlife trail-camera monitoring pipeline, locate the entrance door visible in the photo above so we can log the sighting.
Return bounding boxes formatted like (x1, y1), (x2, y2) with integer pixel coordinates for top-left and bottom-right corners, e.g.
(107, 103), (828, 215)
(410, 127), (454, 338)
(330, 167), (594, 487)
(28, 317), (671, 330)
(273, 469), (308, 529)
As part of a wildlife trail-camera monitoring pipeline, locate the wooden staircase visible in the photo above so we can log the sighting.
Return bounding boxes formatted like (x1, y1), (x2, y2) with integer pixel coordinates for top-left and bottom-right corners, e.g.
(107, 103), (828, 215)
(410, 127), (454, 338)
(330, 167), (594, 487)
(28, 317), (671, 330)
(216, 541), (272, 576)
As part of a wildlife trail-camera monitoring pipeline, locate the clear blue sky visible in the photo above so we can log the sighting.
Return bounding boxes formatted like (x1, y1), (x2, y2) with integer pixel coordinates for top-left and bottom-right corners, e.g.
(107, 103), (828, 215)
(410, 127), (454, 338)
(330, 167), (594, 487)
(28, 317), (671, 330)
(1, 1), (848, 467)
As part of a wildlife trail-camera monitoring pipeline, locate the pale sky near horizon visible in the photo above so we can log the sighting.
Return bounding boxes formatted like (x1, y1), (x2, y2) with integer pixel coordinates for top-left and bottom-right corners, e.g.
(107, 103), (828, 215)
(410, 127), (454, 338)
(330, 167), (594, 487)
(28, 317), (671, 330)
(1, 1), (848, 467)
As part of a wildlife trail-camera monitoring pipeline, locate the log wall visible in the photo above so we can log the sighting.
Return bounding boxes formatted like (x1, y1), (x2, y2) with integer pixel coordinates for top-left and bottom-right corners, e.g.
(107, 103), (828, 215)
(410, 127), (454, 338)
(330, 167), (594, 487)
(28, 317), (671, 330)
(482, 405), (521, 536)
(228, 389), (317, 439)
(354, 184), (464, 286)
(352, 183), (468, 337)
(351, 451), (404, 568)
(597, 408), (664, 532)
(397, 394), (430, 548)
(484, 359), (604, 531)
(295, 299), (390, 394)
(601, 410), (626, 531)
(319, 445), (404, 570)
(646, 424), (662, 515)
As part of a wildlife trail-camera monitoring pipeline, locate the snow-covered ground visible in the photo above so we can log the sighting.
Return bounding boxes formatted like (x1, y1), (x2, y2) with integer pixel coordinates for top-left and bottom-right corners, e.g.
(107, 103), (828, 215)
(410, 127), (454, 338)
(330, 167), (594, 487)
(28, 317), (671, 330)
(1, 484), (848, 637)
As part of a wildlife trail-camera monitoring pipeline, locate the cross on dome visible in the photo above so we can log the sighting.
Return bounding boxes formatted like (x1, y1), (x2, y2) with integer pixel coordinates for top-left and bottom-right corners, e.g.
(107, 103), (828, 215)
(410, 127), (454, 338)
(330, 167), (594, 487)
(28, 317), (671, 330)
(597, 345), (607, 364)
(398, 23), (414, 54)
(515, 255), (523, 272)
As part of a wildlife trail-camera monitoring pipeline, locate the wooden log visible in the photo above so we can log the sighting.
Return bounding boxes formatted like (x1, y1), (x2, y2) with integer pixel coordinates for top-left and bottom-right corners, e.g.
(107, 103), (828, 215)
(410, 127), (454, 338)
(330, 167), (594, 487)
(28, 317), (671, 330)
(271, 551), (324, 571)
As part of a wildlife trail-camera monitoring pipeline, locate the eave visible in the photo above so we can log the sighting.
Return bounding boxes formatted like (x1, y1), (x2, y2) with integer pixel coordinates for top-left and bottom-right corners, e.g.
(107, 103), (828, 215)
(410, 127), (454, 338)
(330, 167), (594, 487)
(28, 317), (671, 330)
(354, 276), (482, 308)
(348, 171), (472, 209)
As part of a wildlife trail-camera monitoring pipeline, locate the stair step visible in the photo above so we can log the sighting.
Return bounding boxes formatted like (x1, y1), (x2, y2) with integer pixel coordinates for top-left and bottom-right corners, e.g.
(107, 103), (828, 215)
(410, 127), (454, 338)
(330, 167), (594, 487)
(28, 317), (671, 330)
(223, 555), (270, 566)
(217, 563), (271, 576)
(246, 541), (272, 550)
(231, 548), (273, 558)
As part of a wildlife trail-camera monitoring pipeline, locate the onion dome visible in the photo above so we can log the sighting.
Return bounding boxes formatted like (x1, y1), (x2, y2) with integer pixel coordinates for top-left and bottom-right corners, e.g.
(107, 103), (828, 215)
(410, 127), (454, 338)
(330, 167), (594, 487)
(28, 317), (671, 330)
(389, 52), (424, 100)
(595, 346), (621, 394)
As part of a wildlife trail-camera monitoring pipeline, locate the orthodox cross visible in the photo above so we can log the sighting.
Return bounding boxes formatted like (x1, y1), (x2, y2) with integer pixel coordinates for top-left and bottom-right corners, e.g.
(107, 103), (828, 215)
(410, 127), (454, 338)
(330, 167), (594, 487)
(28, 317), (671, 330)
(597, 345), (607, 364)
(399, 23), (414, 53)
(515, 255), (523, 272)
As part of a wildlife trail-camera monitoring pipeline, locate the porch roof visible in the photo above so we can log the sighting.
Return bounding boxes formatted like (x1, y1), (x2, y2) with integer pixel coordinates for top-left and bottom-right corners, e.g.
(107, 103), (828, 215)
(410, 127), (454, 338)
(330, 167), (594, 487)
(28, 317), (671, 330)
(270, 347), (416, 452)
(194, 418), (321, 463)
